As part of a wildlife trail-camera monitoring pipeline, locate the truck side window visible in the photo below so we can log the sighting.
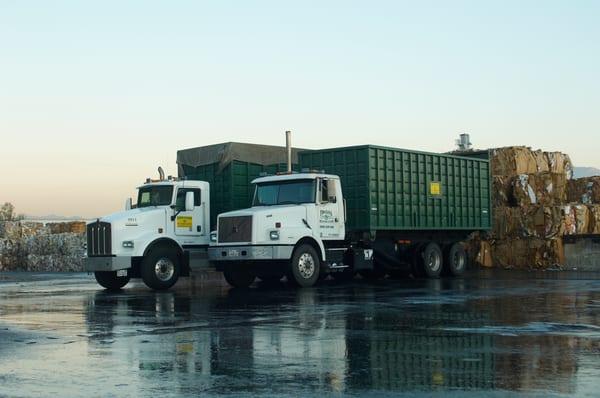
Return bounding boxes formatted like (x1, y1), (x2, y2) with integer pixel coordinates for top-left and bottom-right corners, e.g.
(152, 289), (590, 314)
(176, 188), (201, 210)
(320, 179), (329, 203)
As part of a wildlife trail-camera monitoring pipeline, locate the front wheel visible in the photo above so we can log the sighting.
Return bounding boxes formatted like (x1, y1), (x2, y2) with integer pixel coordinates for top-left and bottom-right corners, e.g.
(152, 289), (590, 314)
(223, 267), (255, 288)
(141, 247), (181, 290)
(94, 271), (130, 291)
(288, 244), (320, 287)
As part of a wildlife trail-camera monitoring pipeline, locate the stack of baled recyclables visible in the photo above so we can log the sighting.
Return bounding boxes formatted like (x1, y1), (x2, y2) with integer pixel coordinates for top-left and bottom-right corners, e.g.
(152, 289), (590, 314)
(472, 146), (581, 269)
(176, 142), (302, 229)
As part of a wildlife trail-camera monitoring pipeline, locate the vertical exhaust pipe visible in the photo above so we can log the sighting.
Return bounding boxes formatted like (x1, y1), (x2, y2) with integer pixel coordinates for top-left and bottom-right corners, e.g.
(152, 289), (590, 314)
(285, 130), (292, 173)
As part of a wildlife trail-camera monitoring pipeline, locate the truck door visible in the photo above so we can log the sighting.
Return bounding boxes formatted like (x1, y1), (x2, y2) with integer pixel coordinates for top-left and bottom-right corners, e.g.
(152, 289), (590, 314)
(174, 188), (204, 237)
(317, 178), (344, 239)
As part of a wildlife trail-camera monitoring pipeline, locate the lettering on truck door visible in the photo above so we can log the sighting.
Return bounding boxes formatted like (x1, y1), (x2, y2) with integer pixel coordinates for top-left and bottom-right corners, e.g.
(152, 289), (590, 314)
(318, 178), (342, 238)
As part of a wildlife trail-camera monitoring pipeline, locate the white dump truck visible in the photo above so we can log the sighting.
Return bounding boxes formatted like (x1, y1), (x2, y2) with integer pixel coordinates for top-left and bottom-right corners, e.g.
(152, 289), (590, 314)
(208, 142), (491, 288)
(84, 172), (211, 290)
(84, 141), (301, 291)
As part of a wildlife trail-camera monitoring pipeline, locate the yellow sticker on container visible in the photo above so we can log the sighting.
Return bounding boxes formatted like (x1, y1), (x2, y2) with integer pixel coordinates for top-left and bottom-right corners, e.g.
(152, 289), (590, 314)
(176, 216), (193, 228)
(430, 182), (441, 196)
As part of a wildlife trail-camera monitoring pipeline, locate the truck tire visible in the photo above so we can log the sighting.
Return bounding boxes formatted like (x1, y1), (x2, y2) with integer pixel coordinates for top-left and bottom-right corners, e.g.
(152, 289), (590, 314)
(445, 242), (467, 276)
(141, 247), (180, 290)
(94, 271), (130, 291)
(420, 242), (443, 279)
(288, 244), (320, 287)
(223, 267), (255, 288)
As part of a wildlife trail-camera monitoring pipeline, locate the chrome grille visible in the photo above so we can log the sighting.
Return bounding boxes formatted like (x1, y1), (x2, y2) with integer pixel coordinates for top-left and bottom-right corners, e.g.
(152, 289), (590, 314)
(87, 221), (112, 256)
(218, 216), (252, 243)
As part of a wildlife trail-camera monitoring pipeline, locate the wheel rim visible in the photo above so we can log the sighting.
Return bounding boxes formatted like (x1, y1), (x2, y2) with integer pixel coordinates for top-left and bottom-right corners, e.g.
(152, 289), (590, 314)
(297, 253), (315, 279)
(453, 251), (465, 271)
(427, 251), (441, 272)
(155, 257), (175, 282)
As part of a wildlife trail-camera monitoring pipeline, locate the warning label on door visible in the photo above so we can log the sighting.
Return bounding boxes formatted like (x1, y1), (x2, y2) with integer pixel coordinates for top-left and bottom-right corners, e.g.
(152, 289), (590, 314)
(176, 216), (193, 228)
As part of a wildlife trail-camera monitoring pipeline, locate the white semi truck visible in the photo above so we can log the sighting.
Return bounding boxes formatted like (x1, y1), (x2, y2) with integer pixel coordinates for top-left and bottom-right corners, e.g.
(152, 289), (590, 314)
(84, 172), (211, 291)
(208, 172), (374, 287)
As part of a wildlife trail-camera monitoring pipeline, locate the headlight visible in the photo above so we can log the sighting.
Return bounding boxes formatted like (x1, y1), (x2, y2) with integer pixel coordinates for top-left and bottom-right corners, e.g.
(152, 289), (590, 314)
(122, 241), (134, 248)
(270, 230), (280, 240)
(210, 231), (217, 242)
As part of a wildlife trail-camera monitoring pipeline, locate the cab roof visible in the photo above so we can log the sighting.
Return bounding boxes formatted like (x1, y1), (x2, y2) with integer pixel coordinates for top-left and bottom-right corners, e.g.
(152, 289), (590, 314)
(252, 173), (339, 184)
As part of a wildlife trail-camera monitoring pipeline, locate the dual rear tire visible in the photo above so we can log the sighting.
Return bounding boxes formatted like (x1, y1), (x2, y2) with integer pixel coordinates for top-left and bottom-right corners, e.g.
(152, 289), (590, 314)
(415, 242), (467, 278)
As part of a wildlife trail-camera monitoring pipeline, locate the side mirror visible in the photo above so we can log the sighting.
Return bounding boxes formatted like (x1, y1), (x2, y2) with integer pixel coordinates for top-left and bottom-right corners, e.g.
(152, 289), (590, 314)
(329, 196), (337, 203)
(125, 198), (132, 210)
(185, 191), (195, 211)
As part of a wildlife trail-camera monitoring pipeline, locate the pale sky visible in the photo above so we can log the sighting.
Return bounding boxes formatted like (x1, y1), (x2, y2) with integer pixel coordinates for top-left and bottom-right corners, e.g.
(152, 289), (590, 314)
(1, 1), (598, 218)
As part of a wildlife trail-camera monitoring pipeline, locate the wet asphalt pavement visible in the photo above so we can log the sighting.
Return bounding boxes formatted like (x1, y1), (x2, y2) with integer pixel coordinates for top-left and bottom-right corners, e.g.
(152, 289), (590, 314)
(1, 271), (599, 397)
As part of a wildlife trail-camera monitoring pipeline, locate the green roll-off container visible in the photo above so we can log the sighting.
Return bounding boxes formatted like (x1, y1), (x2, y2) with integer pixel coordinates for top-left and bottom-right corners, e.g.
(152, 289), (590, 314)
(299, 145), (491, 235)
(177, 142), (302, 229)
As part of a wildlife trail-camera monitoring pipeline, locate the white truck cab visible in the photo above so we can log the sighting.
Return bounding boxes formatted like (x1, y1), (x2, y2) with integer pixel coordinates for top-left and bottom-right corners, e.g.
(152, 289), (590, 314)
(208, 173), (373, 287)
(84, 177), (211, 290)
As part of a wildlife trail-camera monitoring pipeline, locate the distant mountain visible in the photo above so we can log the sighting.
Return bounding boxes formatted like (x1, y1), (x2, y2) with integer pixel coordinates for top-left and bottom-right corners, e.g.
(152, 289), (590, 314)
(24, 214), (85, 221)
(573, 167), (600, 178)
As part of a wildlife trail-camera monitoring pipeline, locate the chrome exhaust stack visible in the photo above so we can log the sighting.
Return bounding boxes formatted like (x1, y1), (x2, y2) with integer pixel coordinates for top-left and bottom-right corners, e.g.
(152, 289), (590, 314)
(285, 130), (292, 173)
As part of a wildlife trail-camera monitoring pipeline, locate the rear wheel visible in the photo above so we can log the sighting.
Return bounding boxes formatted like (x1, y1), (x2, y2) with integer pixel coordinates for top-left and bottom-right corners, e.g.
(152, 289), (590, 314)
(420, 242), (443, 279)
(444, 242), (467, 276)
(141, 247), (181, 290)
(223, 267), (255, 288)
(94, 271), (130, 291)
(288, 244), (320, 287)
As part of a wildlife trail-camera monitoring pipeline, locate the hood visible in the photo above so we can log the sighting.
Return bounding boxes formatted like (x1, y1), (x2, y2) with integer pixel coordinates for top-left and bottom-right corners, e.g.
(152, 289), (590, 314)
(218, 205), (306, 219)
(95, 207), (167, 225)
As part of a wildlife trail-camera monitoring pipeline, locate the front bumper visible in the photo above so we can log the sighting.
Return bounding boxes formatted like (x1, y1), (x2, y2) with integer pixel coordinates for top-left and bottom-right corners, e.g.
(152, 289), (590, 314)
(84, 256), (132, 272)
(208, 245), (294, 261)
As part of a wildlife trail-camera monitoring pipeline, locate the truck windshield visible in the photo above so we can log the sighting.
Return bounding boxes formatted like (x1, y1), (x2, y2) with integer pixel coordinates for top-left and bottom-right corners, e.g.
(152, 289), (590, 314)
(253, 179), (316, 206)
(137, 186), (174, 208)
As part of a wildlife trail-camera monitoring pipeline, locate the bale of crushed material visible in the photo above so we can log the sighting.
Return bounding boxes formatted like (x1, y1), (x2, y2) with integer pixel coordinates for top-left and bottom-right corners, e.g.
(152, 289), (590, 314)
(493, 177), (514, 207)
(489, 238), (564, 269)
(0, 222), (49, 240)
(567, 177), (600, 204)
(47, 221), (86, 235)
(589, 205), (600, 234)
(512, 173), (567, 207)
(24, 233), (85, 256)
(25, 254), (84, 272)
(546, 152), (574, 179)
(491, 147), (544, 176)
(474, 240), (493, 268)
(0, 238), (23, 270)
(562, 205), (591, 235)
(493, 206), (565, 240)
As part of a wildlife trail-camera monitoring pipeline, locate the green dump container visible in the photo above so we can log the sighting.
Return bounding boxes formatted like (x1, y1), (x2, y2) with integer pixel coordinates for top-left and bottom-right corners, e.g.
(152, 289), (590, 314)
(299, 145), (491, 234)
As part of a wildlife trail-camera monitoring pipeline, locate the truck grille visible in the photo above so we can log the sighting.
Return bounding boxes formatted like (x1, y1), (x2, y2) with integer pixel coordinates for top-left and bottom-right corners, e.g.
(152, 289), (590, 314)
(87, 221), (112, 256)
(218, 216), (252, 243)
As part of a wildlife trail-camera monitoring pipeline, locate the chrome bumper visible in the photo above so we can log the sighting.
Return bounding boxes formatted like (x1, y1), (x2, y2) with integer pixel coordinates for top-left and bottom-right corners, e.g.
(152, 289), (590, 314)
(84, 256), (132, 272)
(208, 245), (294, 261)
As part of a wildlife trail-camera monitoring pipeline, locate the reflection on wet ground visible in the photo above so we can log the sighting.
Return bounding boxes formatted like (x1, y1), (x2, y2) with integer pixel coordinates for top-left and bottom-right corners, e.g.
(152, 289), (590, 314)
(0, 271), (599, 397)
